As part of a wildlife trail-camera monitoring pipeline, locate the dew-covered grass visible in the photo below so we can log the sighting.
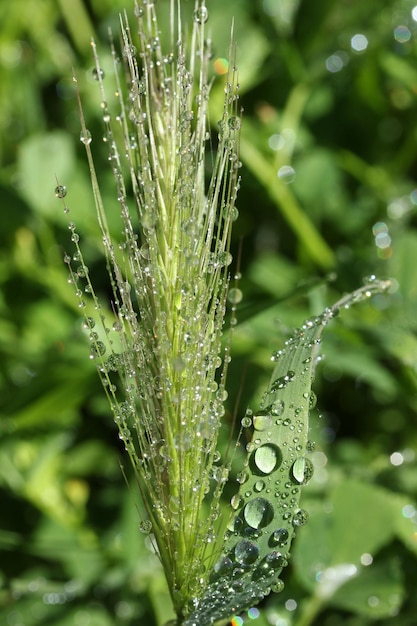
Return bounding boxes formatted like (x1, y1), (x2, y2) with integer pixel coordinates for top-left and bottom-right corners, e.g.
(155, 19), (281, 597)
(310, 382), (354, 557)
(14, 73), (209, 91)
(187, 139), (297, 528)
(2, 1), (417, 626)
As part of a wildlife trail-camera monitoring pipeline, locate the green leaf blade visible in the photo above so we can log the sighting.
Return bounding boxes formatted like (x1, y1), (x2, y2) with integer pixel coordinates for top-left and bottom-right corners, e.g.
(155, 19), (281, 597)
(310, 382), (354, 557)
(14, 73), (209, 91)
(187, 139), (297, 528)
(183, 281), (390, 626)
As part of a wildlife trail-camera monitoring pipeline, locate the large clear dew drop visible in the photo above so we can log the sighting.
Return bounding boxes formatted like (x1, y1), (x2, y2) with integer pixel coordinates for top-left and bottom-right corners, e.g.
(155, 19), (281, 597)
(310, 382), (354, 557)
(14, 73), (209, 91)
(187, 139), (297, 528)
(234, 539), (259, 565)
(292, 509), (309, 527)
(290, 457), (314, 485)
(243, 497), (274, 529)
(270, 527), (289, 547)
(253, 414), (272, 432)
(253, 444), (282, 475)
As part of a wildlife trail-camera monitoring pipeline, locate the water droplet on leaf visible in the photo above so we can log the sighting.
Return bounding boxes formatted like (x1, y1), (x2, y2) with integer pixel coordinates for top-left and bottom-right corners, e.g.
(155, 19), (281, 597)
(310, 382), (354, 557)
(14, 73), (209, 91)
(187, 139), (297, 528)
(244, 498), (274, 529)
(290, 457), (314, 485)
(270, 528), (289, 547)
(266, 551), (287, 569)
(293, 509), (309, 527)
(234, 539), (259, 565)
(254, 444), (282, 475)
(213, 555), (233, 575)
(271, 578), (285, 593)
(253, 414), (272, 432)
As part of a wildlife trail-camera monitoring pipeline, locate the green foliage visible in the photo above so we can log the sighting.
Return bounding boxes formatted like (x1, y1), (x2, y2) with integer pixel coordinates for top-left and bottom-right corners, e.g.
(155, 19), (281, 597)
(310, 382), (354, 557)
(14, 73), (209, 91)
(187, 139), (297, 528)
(1, 0), (417, 625)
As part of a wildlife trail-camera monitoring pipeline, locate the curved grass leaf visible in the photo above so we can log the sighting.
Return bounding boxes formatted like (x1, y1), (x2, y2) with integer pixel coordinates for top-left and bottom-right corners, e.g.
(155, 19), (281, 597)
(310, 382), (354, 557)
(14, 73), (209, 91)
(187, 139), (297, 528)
(183, 280), (390, 626)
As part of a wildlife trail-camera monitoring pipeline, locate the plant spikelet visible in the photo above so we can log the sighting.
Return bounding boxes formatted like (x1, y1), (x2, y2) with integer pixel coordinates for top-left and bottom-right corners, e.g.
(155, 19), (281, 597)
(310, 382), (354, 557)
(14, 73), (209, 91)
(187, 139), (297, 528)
(60, 0), (241, 619)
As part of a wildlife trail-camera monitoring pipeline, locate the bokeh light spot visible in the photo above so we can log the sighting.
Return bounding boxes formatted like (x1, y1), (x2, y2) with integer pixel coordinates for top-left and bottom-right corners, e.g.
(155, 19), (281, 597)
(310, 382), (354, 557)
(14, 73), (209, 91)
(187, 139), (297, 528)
(394, 25), (411, 43)
(214, 57), (228, 75)
(351, 34), (368, 52)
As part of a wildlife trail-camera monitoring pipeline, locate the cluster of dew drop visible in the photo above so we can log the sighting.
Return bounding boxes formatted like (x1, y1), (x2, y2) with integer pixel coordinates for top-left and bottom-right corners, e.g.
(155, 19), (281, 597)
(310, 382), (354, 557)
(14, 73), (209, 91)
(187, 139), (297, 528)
(182, 278), (391, 626)
(56, 0), (391, 621)
(57, 0), (247, 616)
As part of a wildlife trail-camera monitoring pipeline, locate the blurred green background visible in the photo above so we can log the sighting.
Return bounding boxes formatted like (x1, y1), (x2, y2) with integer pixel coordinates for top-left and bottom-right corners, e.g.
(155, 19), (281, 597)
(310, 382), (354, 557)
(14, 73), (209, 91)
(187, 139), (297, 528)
(1, 0), (417, 625)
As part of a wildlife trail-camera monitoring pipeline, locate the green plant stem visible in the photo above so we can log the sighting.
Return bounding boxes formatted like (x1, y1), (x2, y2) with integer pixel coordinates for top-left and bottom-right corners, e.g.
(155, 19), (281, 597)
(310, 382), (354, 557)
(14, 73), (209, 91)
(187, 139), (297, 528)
(57, 0), (96, 54)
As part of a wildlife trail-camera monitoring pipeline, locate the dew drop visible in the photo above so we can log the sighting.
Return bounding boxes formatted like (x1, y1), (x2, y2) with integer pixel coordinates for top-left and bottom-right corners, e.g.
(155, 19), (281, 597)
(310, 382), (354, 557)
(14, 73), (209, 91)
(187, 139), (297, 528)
(234, 539), (259, 565)
(230, 206), (239, 221)
(213, 555), (233, 575)
(228, 116), (241, 131)
(80, 129), (92, 145)
(243, 497), (274, 529)
(241, 416), (252, 428)
(231, 494), (243, 510)
(309, 391), (317, 409)
(290, 457), (314, 485)
(293, 509), (309, 527)
(123, 44), (137, 58)
(227, 516), (244, 532)
(83, 316), (95, 329)
(169, 496), (180, 514)
(277, 165), (295, 183)
(254, 480), (265, 493)
(253, 444), (282, 475)
(228, 287), (243, 304)
(306, 440), (316, 452)
(266, 551), (288, 569)
(90, 341), (106, 358)
(253, 414), (272, 432)
(92, 67), (105, 80)
(270, 527), (289, 547)
(55, 185), (67, 198)
(139, 519), (152, 534)
(271, 578), (285, 593)
(194, 6), (209, 23)
(271, 400), (285, 416)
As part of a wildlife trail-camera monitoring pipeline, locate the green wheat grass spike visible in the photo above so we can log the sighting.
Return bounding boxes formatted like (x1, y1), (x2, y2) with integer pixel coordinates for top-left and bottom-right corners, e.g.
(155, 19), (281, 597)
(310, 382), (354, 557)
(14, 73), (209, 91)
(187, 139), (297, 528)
(58, 0), (241, 621)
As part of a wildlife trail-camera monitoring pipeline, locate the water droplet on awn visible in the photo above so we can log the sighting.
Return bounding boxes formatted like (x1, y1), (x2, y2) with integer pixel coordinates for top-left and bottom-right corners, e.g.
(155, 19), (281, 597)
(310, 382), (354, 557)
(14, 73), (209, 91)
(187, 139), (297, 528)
(80, 129), (92, 145)
(139, 520), (152, 534)
(228, 287), (243, 304)
(228, 116), (241, 131)
(55, 185), (67, 198)
(92, 67), (105, 80)
(90, 341), (106, 358)
(194, 6), (209, 23)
